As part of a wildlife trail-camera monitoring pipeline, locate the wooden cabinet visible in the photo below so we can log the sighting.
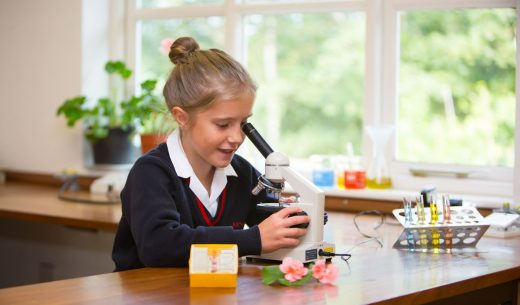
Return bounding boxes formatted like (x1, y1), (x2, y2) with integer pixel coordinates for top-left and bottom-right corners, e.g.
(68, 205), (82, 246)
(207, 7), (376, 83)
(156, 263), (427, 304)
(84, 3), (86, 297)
(325, 196), (401, 214)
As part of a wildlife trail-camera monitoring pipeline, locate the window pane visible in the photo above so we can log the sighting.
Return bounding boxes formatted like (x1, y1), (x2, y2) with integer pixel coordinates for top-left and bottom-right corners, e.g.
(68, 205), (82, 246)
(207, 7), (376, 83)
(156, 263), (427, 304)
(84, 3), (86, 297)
(244, 0), (357, 3)
(139, 18), (224, 91)
(138, 0), (223, 9)
(397, 8), (516, 168)
(245, 12), (365, 158)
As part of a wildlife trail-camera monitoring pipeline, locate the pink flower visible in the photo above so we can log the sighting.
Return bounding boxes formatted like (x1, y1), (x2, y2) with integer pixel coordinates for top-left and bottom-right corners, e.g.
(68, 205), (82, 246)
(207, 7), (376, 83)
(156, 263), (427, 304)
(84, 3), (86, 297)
(312, 260), (339, 284)
(279, 257), (309, 282)
(159, 38), (174, 55)
(312, 259), (327, 279)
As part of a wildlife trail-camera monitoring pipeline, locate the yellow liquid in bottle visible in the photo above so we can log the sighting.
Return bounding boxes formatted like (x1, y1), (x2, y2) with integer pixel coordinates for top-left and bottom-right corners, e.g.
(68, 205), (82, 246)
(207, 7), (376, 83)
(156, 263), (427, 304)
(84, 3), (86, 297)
(432, 229), (440, 246)
(417, 203), (426, 225)
(419, 229), (428, 247)
(366, 177), (392, 189)
(430, 202), (438, 224)
(337, 173), (345, 189)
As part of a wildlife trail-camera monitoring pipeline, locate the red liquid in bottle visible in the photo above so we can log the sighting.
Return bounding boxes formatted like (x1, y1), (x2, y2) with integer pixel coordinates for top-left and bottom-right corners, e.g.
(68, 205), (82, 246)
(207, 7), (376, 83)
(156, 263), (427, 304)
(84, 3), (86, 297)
(344, 170), (366, 189)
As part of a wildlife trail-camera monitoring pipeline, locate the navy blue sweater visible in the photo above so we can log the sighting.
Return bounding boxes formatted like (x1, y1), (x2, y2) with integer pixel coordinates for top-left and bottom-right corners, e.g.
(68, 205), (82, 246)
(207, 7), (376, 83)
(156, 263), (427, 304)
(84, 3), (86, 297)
(112, 143), (271, 271)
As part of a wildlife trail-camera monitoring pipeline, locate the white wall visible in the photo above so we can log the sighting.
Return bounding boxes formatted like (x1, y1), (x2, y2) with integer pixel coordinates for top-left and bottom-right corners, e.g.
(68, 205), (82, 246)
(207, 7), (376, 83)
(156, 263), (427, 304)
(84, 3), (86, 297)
(0, 2), (116, 288)
(0, 0), (112, 173)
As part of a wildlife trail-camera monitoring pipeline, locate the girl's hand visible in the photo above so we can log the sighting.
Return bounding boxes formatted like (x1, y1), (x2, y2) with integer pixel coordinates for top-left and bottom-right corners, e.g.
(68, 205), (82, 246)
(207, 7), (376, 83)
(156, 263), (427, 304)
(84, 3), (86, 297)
(258, 206), (309, 253)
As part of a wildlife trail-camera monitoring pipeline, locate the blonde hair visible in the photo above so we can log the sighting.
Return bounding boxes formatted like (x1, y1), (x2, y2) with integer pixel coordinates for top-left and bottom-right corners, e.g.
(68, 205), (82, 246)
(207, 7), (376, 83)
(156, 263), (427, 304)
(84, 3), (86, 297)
(163, 37), (257, 114)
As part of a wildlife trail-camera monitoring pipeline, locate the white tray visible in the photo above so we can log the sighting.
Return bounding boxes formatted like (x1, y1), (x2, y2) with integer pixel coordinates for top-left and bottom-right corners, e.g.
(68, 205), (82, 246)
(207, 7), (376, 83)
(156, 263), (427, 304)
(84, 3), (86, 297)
(392, 207), (489, 252)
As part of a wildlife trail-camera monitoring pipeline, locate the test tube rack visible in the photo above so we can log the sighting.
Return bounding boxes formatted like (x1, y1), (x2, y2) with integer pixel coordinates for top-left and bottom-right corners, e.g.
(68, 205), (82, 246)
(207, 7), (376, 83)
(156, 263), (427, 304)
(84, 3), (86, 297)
(392, 206), (489, 252)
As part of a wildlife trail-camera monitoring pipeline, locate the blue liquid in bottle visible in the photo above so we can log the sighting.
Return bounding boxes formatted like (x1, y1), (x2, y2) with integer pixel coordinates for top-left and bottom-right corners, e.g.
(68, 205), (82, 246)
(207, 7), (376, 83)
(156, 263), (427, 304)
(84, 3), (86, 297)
(312, 169), (335, 188)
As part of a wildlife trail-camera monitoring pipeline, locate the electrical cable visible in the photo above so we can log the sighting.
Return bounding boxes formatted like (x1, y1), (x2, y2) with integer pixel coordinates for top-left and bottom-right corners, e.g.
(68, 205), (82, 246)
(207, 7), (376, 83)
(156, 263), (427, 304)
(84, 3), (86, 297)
(317, 210), (389, 265)
(351, 210), (385, 250)
(318, 249), (352, 263)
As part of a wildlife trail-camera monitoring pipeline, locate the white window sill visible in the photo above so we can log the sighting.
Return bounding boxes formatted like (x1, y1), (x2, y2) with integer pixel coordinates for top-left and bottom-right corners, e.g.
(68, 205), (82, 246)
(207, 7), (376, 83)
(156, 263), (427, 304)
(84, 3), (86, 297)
(321, 187), (510, 210)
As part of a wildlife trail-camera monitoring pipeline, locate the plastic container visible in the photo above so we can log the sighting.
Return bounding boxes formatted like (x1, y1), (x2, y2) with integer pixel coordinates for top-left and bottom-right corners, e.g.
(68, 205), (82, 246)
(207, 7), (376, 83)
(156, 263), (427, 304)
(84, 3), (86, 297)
(333, 155), (348, 189)
(311, 155), (335, 188)
(344, 156), (366, 189)
(365, 125), (394, 189)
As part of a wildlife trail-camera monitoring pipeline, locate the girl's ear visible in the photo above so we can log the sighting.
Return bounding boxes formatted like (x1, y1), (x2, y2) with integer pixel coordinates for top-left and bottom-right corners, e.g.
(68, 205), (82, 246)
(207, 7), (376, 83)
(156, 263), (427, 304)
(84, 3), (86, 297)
(172, 106), (189, 128)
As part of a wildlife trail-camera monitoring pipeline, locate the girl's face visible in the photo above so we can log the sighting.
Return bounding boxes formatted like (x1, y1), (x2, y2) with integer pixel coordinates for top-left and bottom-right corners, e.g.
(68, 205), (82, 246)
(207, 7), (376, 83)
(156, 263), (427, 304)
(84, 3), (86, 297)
(179, 93), (254, 172)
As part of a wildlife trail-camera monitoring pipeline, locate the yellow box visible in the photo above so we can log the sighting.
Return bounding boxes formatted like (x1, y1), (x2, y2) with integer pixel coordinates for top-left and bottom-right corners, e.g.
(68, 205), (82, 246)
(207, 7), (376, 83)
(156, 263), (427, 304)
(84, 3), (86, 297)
(189, 244), (238, 287)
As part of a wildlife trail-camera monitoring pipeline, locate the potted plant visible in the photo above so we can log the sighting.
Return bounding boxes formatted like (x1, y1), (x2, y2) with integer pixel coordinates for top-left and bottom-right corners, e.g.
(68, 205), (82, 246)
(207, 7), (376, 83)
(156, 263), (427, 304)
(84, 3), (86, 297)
(56, 61), (164, 165)
(139, 102), (177, 154)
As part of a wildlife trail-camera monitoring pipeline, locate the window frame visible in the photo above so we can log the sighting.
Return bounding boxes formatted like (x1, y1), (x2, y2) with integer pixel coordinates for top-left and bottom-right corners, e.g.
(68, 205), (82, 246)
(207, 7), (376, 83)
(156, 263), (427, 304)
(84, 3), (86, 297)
(125, 0), (520, 202)
(381, 0), (519, 199)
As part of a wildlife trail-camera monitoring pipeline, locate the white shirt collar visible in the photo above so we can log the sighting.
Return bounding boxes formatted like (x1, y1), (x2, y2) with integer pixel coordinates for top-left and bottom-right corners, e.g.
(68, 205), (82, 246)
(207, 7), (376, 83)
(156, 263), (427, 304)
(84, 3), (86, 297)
(166, 129), (237, 217)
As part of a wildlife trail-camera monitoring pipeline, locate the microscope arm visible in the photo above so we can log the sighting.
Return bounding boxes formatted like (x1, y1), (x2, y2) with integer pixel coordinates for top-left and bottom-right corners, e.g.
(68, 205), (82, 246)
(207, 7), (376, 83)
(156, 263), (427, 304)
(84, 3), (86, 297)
(281, 166), (325, 243)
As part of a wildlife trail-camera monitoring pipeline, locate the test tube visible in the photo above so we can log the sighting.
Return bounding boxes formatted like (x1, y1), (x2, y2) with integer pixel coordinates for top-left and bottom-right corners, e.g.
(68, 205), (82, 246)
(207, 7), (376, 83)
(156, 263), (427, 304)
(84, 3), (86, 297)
(430, 195), (439, 224)
(419, 229), (428, 247)
(406, 229), (415, 249)
(443, 194), (451, 224)
(403, 197), (413, 225)
(416, 196), (426, 225)
(431, 229), (440, 247)
(445, 228), (453, 249)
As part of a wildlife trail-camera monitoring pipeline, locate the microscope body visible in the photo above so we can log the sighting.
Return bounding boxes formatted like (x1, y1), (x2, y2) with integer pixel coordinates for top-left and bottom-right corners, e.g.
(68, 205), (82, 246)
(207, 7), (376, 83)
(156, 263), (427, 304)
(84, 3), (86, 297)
(249, 152), (335, 262)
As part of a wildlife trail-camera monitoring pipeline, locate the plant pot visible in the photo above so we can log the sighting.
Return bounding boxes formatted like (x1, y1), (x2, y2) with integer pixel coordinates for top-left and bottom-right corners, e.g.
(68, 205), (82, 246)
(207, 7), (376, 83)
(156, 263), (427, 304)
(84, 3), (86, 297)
(92, 128), (139, 165)
(140, 133), (168, 154)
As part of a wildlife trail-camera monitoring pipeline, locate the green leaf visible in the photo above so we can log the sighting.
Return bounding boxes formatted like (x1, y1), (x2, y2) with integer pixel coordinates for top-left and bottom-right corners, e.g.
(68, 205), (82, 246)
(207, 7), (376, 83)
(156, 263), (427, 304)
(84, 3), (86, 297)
(261, 265), (285, 285)
(141, 79), (157, 92)
(56, 96), (87, 127)
(105, 61), (124, 73)
(120, 68), (132, 79)
(105, 61), (132, 79)
(85, 125), (108, 143)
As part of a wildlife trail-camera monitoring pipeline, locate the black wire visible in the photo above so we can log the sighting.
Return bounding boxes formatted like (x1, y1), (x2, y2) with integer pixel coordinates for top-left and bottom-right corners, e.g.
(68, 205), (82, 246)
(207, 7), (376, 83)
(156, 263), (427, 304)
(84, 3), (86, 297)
(319, 249), (352, 262)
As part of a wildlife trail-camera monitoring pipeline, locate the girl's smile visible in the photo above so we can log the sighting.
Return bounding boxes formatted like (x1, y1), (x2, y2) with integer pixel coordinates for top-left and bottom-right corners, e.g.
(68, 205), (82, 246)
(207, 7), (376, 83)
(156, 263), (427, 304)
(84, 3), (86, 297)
(174, 92), (254, 187)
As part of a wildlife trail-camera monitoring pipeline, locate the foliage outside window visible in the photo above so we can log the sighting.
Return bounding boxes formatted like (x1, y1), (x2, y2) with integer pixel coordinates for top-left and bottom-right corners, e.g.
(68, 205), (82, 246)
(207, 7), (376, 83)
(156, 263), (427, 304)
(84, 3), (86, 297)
(245, 12), (365, 158)
(138, 0), (223, 8)
(398, 8), (516, 168)
(138, 18), (224, 89)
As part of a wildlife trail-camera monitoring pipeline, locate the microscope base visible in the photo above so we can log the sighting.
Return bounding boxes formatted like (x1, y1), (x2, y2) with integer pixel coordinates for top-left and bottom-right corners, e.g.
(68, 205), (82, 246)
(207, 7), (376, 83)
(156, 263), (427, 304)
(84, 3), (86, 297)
(247, 241), (335, 263)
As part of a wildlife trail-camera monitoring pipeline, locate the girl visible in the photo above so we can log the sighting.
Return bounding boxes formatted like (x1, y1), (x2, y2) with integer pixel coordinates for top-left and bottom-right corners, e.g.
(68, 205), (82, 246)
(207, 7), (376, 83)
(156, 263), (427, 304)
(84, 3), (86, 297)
(112, 37), (309, 270)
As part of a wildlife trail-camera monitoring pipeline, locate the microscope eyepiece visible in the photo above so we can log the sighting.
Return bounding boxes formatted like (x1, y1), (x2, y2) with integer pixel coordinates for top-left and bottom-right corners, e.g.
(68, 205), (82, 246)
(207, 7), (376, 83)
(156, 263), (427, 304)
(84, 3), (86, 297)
(241, 122), (274, 158)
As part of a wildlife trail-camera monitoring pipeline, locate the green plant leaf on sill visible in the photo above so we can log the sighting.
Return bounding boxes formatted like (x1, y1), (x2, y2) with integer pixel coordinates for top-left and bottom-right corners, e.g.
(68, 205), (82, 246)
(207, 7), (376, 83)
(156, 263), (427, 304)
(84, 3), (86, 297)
(105, 61), (132, 79)
(57, 60), (172, 142)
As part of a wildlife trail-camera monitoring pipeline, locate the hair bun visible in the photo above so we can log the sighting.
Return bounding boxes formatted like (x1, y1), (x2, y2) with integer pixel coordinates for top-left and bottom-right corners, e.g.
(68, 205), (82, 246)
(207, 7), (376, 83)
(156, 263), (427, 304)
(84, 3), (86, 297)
(169, 37), (200, 65)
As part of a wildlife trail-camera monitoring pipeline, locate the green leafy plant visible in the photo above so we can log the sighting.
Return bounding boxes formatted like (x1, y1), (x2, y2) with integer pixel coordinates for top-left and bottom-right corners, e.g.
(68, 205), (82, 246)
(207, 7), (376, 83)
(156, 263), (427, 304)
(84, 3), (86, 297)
(137, 89), (177, 136)
(56, 61), (174, 142)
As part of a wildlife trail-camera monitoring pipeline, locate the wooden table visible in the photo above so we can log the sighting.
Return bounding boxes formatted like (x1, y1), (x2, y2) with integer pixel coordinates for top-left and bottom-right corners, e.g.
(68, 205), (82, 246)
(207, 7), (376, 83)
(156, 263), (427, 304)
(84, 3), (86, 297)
(0, 183), (121, 231)
(0, 207), (519, 305)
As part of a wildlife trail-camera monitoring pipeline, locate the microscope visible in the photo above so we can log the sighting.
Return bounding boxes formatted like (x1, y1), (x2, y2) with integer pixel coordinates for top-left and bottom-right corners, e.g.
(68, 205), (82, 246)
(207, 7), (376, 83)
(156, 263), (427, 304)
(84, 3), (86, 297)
(241, 123), (335, 262)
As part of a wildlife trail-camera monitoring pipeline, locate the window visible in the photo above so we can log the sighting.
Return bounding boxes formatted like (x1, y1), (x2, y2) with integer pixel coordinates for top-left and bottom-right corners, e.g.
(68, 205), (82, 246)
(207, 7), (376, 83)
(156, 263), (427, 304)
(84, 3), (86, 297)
(244, 12), (365, 158)
(138, 0), (223, 8)
(382, 0), (517, 197)
(398, 8), (515, 168)
(127, 0), (519, 200)
(137, 18), (224, 88)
